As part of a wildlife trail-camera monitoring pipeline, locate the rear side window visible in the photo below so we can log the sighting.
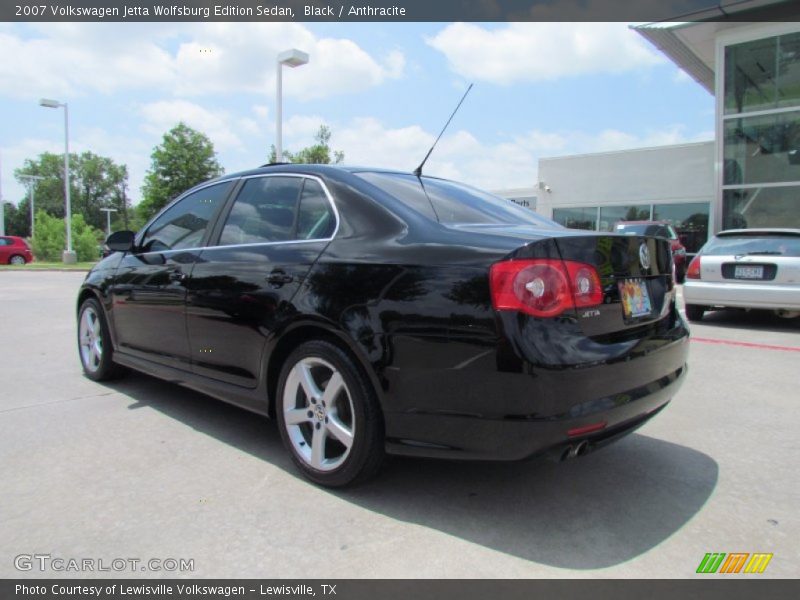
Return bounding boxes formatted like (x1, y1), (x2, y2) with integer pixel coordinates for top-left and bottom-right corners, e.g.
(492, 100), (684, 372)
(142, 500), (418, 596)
(355, 172), (559, 227)
(297, 179), (335, 240)
(0, 238), (10, 246)
(702, 235), (800, 256)
(140, 181), (231, 253)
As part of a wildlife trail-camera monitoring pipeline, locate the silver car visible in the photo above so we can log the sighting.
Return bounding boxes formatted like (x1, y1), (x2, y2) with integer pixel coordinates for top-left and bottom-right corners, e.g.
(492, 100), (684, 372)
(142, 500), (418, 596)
(683, 229), (800, 321)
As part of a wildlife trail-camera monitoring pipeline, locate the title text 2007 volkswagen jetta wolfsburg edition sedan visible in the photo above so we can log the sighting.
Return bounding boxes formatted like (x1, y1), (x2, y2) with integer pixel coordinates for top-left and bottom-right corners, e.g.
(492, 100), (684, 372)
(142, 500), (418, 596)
(76, 164), (689, 487)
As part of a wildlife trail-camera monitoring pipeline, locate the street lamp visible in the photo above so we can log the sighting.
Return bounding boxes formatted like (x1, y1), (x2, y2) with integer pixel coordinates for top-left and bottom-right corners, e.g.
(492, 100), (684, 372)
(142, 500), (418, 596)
(39, 98), (76, 263)
(275, 48), (309, 162)
(100, 207), (117, 238)
(18, 174), (44, 238)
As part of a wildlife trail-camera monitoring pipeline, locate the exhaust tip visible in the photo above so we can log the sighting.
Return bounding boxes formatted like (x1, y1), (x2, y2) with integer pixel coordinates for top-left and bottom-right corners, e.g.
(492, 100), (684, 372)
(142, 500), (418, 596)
(561, 446), (574, 461)
(575, 440), (590, 456)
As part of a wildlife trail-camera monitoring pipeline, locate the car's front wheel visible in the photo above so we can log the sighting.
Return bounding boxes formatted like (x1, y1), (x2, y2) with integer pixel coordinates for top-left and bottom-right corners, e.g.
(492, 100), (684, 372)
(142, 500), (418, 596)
(77, 298), (126, 381)
(685, 304), (706, 322)
(276, 340), (384, 487)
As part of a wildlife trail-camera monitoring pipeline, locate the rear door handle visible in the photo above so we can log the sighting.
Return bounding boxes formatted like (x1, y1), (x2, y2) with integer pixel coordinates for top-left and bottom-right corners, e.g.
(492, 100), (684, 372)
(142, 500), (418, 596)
(267, 269), (294, 287)
(169, 269), (186, 283)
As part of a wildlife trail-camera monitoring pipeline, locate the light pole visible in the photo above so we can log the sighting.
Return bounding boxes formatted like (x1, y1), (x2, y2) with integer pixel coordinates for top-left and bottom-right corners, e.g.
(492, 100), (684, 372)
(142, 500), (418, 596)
(39, 98), (76, 263)
(19, 174), (44, 238)
(275, 49), (309, 162)
(100, 207), (117, 238)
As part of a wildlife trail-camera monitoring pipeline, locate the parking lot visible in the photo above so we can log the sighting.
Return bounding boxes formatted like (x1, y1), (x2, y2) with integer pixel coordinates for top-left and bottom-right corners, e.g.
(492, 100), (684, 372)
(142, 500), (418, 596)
(1, 270), (798, 578)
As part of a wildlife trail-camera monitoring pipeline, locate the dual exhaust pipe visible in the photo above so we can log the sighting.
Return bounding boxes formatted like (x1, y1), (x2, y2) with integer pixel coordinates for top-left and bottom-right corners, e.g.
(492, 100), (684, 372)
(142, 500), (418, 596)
(561, 440), (590, 461)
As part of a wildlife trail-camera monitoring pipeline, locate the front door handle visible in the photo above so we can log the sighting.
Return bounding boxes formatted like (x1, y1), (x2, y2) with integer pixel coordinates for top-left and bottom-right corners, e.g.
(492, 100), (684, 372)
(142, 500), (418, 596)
(267, 269), (294, 287)
(169, 269), (186, 283)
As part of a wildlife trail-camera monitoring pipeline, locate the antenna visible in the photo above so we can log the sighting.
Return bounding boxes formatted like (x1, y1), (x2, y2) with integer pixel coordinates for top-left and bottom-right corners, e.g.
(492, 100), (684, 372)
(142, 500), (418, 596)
(413, 83), (473, 178)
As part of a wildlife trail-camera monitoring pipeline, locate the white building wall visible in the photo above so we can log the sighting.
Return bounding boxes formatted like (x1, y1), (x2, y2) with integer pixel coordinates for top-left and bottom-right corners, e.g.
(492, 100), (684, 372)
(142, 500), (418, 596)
(536, 141), (714, 219)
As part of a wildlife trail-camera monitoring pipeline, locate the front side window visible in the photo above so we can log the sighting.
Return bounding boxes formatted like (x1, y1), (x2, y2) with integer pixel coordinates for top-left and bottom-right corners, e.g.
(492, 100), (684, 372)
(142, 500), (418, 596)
(140, 181), (231, 253)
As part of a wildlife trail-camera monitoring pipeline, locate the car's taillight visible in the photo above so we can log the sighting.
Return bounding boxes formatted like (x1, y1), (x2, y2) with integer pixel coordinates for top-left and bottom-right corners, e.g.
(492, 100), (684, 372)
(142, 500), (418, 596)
(686, 256), (701, 280)
(490, 259), (602, 318)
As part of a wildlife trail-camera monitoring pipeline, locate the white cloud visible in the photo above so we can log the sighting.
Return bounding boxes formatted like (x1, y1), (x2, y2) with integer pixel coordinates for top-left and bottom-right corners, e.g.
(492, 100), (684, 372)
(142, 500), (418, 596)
(279, 118), (711, 192)
(0, 23), (405, 100)
(139, 100), (247, 151)
(427, 22), (663, 85)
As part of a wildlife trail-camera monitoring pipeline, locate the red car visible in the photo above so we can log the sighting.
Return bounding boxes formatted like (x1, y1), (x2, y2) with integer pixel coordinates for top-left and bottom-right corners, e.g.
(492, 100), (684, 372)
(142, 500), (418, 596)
(614, 221), (687, 283)
(0, 236), (34, 265)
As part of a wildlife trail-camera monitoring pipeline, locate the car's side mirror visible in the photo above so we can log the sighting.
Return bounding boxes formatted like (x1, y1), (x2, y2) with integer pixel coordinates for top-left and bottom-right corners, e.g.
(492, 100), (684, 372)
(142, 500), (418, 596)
(106, 230), (136, 253)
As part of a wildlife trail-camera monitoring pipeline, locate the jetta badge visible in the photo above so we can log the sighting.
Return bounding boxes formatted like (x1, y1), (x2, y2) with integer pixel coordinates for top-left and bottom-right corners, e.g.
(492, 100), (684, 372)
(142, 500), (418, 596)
(639, 243), (651, 271)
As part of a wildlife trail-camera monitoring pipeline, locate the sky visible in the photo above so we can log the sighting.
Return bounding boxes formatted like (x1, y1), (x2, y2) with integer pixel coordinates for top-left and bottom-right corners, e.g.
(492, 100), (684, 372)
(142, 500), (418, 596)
(0, 21), (714, 208)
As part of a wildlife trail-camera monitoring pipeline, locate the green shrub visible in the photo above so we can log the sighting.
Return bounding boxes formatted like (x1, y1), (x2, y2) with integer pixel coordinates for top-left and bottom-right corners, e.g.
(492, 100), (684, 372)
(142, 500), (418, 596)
(31, 210), (102, 262)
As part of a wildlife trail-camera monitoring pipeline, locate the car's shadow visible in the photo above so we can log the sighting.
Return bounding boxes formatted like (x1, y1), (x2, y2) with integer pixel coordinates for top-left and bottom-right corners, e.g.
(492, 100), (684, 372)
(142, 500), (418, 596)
(111, 373), (717, 570)
(694, 308), (800, 334)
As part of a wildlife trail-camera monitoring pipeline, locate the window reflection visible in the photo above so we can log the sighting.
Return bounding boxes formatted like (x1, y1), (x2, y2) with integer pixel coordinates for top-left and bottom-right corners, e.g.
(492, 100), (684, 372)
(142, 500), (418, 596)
(724, 32), (800, 115)
(598, 205), (650, 231)
(552, 207), (597, 230)
(723, 186), (800, 230)
(723, 111), (800, 185)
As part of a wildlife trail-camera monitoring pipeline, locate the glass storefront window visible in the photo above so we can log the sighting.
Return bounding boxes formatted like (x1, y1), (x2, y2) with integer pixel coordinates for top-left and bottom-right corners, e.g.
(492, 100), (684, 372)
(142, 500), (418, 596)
(724, 32), (800, 115)
(552, 207), (596, 230)
(723, 111), (800, 185)
(598, 205), (650, 231)
(653, 202), (710, 254)
(723, 186), (800, 230)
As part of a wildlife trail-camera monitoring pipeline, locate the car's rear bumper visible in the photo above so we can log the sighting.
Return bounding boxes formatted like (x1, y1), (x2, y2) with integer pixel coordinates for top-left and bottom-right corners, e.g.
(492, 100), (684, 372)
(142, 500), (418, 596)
(381, 313), (689, 461)
(684, 280), (800, 310)
(384, 364), (685, 460)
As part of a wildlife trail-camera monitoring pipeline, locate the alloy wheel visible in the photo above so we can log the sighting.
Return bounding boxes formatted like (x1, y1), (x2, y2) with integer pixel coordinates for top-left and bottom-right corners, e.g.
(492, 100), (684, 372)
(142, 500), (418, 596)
(282, 357), (355, 472)
(79, 306), (103, 373)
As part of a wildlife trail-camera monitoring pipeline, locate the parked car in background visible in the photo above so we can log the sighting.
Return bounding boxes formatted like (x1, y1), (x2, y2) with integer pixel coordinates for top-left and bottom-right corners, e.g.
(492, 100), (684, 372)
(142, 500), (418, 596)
(0, 236), (33, 265)
(76, 164), (688, 487)
(614, 221), (687, 282)
(683, 229), (800, 321)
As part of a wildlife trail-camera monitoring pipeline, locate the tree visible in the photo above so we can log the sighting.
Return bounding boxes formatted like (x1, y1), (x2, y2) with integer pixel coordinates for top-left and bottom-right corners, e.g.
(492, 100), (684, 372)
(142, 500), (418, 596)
(269, 125), (345, 165)
(138, 122), (224, 221)
(3, 202), (28, 237)
(13, 151), (130, 232)
(30, 210), (102, 262)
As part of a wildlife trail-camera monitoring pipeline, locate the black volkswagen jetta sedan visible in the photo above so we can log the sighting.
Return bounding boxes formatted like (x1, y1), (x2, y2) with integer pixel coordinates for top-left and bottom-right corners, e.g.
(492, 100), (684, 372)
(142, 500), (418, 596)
(77, 164), (689, 487)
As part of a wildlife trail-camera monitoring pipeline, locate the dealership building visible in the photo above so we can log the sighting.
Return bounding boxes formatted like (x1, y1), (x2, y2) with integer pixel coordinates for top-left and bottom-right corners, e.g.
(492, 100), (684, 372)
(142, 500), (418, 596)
(497, 1), (800, 254)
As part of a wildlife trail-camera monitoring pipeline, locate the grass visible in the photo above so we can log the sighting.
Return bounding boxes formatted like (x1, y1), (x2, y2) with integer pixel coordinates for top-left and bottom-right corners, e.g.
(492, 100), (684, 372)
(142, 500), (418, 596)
(0, 261), (97, 271)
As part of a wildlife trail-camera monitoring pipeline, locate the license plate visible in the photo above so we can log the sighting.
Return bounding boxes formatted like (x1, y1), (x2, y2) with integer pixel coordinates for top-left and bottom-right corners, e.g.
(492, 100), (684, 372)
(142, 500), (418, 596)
(734, 265), (764, 280)
(619, 279), (652, 319)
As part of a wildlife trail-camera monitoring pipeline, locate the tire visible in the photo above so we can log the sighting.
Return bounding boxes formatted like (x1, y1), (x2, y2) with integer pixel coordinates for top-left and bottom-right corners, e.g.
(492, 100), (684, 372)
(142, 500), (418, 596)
(9, 254), (26, 265)
(685, 304), (706, 322)
(276, 340), (384, 487)
(77, 298), (126, 381)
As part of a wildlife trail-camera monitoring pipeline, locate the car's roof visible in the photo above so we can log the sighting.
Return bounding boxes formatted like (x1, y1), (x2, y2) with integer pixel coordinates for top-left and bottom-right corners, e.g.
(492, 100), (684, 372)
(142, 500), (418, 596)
(217, 163), (414, 182)
(717, 228), (800, 237)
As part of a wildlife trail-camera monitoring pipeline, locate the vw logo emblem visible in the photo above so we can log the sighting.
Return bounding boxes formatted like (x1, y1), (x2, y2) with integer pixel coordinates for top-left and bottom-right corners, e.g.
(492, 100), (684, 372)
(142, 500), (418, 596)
(639, 243), (651, 271)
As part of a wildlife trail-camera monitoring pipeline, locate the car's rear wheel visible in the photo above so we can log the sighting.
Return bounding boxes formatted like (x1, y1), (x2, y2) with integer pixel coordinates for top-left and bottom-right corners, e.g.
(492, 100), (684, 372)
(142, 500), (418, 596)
(276, 340), (384, 487)
(77, 298), (126, 381)
(685, 303), (706, 322)
(9, 254), (26, 265)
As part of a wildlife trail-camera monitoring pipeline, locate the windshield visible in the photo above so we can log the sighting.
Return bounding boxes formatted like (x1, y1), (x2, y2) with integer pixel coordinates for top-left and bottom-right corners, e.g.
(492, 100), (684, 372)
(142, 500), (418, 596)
(355, 172), (560, 228)
(615, 223), (676, 239)
(702, 234), (800, 257)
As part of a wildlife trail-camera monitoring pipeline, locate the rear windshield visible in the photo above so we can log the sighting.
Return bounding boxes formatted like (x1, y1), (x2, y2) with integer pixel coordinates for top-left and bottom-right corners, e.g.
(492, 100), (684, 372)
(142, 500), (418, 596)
(702, 234), (800, 257)
(355, 172), (559, 227)
(615, 223), (677, 239)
